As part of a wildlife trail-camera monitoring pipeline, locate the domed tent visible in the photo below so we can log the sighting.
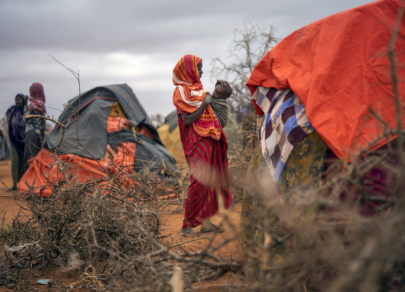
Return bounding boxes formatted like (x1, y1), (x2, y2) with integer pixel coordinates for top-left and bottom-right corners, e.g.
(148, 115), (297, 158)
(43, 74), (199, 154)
(19, 84), (176, 197)
(242, 0), (405, 269)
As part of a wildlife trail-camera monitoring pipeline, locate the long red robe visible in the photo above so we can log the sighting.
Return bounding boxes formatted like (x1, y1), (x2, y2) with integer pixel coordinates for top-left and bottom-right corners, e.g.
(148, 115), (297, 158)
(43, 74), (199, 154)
(177, 110), (233, 228)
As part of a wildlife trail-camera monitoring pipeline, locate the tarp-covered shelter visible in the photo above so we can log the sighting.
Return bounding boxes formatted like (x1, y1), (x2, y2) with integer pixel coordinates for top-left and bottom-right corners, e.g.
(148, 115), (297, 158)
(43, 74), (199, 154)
(242, 0), (405, 269)
(157, 109), (240, 168)
(19, 84), (176, 196)
(247, 0), (405, 160)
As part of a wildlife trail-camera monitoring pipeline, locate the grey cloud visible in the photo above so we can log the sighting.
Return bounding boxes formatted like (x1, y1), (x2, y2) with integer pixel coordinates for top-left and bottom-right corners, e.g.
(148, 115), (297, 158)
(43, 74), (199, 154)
(0, 0), (371, 53)
(0, 0), (372, 120)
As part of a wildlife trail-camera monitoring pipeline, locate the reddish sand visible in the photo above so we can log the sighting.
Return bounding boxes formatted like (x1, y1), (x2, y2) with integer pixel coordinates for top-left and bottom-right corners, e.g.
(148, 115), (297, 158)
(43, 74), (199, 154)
(0, 160), (242, 291)
(0, 161), (27, 228)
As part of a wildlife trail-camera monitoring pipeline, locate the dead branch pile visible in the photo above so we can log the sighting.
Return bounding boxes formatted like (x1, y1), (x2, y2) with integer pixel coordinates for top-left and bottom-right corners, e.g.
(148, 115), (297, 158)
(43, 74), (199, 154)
(239, 133), (405, 292)
(2, 127), (405, 292)
(226, 123), (257, 201)
(0, 156), (240, 291)
(0, 163), (161, 288)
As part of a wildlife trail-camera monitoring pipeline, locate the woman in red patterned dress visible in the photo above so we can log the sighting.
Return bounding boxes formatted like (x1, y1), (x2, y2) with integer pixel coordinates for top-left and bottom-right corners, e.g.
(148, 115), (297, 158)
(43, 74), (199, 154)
(172, 55), (233, 236)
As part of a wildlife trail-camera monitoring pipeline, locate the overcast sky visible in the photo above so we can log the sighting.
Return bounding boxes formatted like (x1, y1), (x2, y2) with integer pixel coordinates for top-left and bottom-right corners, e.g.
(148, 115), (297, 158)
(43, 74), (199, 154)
(0, 0), (372, 120)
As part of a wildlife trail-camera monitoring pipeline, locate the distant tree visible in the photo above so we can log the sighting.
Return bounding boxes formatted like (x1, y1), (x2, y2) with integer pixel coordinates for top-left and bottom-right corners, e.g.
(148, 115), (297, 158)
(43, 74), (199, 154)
(211, 21), (278, 125)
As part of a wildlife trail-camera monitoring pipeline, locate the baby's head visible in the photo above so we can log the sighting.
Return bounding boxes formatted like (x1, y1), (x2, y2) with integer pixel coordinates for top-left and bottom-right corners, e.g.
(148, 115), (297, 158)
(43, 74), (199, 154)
(212, 84), (232, 99)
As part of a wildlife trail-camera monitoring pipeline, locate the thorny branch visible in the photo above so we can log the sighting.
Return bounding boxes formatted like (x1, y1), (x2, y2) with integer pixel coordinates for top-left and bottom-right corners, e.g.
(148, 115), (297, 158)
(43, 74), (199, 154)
(1, 10), (405, 292)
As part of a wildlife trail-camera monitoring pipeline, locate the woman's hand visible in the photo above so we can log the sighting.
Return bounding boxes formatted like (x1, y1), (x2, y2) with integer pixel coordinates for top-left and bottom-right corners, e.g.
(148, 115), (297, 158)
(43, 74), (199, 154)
(215, 79), (230, 87)
(204, 92), (213, 104)
(185, 93), (212, 126)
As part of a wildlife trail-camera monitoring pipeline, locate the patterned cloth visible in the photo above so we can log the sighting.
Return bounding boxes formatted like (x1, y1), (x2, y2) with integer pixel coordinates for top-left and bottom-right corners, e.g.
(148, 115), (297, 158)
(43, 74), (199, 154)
(253, 87), (314, 182)
(210, 99), (229, 128)
(177, 109), (233, 228)
(24, 85), (46, 168)
(28, 83), (46, 114)
(172, 55), (221, 140)
(241, 131), (327, 269)
(246, 0), (405, 161)
(24, 109), (46, 138)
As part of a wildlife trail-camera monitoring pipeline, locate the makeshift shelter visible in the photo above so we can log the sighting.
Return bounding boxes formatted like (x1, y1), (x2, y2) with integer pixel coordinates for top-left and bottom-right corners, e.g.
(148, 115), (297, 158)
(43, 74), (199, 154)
(242, 0), (405, 270)
(19, 84), (176, 196)
(247, 0), (405, 160)
(157, 109), (240, 168)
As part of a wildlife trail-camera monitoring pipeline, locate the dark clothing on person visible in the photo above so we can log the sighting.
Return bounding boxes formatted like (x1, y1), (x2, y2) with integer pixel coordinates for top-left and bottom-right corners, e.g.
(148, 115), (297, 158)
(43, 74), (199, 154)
(6, 105), (26, 155)
(24, 129), (43, 170)
(10, 141), (25, 185)
(6, 94), (26, 187)
(210, 99), (229, 128)
(24, 109), (45, 170)
(24, 83), (47, 170)
(24, 109), (46, 137)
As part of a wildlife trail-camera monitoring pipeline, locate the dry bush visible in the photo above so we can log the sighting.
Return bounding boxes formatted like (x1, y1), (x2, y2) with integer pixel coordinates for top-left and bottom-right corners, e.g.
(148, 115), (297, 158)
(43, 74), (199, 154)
(231, 5), (405, 291)
(211, 20), (278, 116)
(0, 58), (240, 291)
(0, 160), (164, 289)
(2, 12), (405, 291)
(238, 134), (405, 292)
(0, 151), (241, 291)
(226, 124), (257, 201)
(211, 21), (278, 201)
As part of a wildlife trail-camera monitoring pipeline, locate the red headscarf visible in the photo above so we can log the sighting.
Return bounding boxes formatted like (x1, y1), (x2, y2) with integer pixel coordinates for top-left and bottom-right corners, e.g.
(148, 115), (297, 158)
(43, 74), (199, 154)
(29, 82), (46, 114)
(172, 55), (221, 140)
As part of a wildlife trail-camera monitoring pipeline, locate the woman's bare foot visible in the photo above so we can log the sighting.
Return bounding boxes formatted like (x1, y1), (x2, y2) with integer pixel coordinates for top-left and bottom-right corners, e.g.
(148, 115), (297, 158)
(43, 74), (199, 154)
(200, 219), (224, 233)
(7, 185), (17, 192)
(180, 227), (198, 237)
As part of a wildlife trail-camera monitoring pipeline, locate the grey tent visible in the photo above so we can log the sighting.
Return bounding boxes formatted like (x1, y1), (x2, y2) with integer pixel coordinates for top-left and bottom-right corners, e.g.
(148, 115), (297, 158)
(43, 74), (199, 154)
(43, 84), (176, 172)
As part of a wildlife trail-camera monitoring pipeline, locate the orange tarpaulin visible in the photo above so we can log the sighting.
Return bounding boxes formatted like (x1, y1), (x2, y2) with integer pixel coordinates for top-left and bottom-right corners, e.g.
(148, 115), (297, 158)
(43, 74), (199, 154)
(19, 149), (109, 197)
(246, 0), (405, 160)
(18, 118), (171, 197)
(19, 141), (137, 197)
(18, 94), (177, 197)
(19, 114), (138, 197)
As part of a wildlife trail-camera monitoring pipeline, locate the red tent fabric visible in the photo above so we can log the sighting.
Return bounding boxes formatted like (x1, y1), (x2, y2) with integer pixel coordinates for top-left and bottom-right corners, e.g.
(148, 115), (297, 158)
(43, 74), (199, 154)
(19, 149), (109, 197)
(246, 0), (405, 160)
(19, 117), (137, 197)
(19, 144), (137, 197)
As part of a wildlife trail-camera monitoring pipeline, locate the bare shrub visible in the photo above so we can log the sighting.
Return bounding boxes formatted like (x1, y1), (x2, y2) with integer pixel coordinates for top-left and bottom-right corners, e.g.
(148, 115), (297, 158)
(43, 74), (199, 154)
(211, 21), (278, 120)
(0, 153), (242, 291)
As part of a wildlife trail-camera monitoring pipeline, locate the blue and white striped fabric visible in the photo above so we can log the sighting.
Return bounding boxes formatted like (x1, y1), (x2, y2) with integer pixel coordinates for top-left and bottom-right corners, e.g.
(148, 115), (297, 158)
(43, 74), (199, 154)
(253, 87), (314, 182)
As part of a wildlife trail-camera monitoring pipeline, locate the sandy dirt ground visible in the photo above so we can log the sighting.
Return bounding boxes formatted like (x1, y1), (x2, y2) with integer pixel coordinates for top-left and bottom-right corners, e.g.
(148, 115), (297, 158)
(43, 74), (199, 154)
(0, 160), (242, 291)
(0, 161), (26, 228)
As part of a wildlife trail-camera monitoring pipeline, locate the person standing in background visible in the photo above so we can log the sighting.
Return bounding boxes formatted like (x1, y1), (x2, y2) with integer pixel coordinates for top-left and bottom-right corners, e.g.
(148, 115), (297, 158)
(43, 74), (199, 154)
(24, 83), (46, 171)
(6, 93), (27, 191)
